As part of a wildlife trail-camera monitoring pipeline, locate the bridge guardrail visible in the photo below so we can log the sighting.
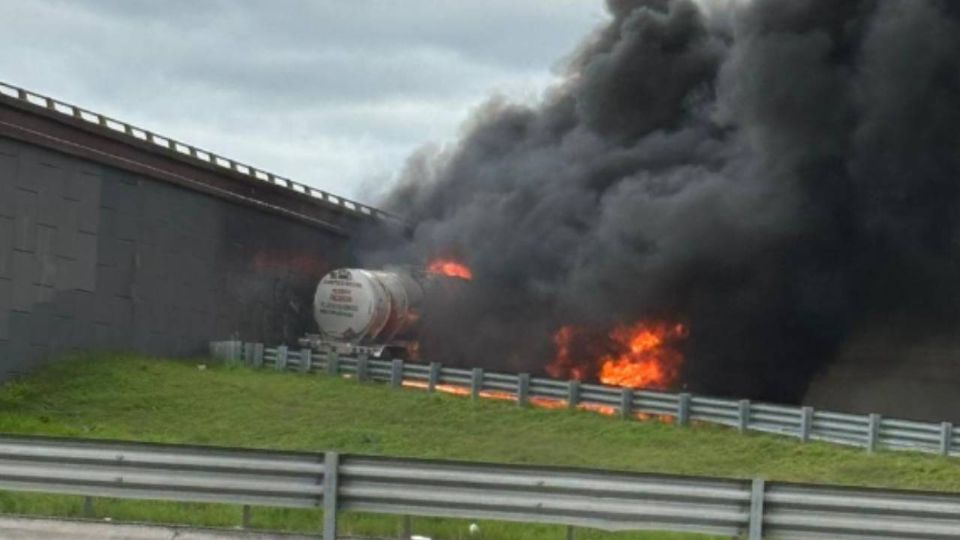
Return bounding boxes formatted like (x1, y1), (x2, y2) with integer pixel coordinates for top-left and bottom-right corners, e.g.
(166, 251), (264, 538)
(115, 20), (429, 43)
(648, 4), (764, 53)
(0, 80), (398, 223)
(2, 432), (960, 539)
(210, 340), (959, 459)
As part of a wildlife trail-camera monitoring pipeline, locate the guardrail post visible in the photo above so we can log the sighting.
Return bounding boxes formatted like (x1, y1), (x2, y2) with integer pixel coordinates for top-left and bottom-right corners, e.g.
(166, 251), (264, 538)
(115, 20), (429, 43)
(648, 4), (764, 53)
(428, 362), (441, 392)
(242, 505), (251, 529)
(301, 349), (312, 373)
(326, 351), (339, 376)
(391, 359), (404, 389)
(620, 388), (633, 419)
(567, 380), (580, 410)
(748, 478), (765, 540)
(566, 525), (575, 539)
(867, 413), (881, 453)
(517, 374), (530, 407)
(322, 451), (339, 540)
(252, 343), (264, 368)
(82, 496), (93, 517)
(356, 354), (369, 381)
(941, 422), (953, 457)
(800, 406), (813, 442)
(401, 515), (412, 538)
(276, 346), (288, 371)
(242, 343), (253, 366)
(738, 400), (751, 434)
(677, 393), (691, 426)
(471, 368), (483, 400)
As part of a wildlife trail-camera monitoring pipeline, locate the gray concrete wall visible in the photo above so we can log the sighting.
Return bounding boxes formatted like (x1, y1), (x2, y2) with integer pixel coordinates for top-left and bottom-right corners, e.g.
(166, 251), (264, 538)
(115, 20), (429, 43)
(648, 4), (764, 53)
(0, 135), (352, 378)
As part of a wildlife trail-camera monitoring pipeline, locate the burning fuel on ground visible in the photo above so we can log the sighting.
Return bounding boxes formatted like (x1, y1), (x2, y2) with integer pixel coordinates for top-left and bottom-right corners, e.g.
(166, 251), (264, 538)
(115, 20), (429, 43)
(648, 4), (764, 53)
(360, 0), (960, 408)
(546, 322), (687, 389)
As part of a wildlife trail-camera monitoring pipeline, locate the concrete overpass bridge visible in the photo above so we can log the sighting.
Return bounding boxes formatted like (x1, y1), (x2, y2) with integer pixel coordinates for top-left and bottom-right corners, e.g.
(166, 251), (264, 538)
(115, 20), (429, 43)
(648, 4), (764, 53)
(0, 81), (394, 378)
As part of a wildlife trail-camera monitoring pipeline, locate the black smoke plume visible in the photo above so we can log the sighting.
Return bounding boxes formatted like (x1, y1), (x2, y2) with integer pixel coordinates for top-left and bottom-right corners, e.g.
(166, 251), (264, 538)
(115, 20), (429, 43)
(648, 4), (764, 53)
(359, 0), (960, 404)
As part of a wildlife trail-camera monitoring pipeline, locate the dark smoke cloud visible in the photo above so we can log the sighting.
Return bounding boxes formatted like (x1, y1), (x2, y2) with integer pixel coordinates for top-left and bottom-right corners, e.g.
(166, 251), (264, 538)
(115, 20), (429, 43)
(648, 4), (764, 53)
(361, 0), (960, 403)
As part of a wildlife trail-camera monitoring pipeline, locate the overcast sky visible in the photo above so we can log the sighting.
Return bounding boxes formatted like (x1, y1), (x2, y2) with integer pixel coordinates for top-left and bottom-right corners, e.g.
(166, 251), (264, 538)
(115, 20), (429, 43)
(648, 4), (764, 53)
(0, 1), (608, 204)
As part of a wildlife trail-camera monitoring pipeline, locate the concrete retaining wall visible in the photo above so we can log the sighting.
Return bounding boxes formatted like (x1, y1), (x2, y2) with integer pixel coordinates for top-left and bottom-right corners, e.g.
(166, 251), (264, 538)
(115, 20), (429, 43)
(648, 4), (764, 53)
(0, 135), (354, 378)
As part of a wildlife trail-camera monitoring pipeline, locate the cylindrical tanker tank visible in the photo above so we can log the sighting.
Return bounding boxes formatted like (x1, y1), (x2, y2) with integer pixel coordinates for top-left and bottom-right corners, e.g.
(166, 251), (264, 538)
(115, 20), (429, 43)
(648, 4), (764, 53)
(313, 267), (425, 345)
(306, 266), (469, 358)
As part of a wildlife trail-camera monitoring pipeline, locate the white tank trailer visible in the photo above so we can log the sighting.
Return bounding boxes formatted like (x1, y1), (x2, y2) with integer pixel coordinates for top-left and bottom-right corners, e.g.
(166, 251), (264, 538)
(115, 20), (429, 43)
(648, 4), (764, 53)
(301, 267), (463, 358)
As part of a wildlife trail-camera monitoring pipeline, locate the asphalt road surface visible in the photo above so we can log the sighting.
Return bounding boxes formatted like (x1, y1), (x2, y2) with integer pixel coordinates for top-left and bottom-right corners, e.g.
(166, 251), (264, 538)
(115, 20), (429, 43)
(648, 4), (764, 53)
(0, 516), (324, 540)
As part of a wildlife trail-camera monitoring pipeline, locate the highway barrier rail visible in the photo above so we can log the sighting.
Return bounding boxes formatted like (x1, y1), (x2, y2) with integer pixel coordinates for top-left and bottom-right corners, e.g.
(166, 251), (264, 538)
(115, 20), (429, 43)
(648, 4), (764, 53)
(211, 340), (960, 459)
(1, 432), (960, 539)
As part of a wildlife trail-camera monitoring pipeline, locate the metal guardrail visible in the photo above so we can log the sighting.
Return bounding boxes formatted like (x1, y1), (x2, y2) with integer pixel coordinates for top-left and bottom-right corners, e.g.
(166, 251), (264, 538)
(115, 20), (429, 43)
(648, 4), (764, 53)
(2, 432), (960, 539)
(0, 80), (397, 223)
(0, 434), (326, 509)
(338, 455), (753, 537)
(211, 341), (960, 459)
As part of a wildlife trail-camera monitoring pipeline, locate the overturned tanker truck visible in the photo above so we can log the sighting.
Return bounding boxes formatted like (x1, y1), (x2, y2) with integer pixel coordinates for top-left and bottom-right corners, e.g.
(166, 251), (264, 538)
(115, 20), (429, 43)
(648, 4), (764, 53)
(300, 267), (465, 359)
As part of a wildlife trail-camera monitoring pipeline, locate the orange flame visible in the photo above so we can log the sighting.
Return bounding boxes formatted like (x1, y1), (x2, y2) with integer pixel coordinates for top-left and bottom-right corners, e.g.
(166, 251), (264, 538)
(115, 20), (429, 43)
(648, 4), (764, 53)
(547, 321), (687, 390)
(598, 322), (686, 389)
(426, 258), (473, 280)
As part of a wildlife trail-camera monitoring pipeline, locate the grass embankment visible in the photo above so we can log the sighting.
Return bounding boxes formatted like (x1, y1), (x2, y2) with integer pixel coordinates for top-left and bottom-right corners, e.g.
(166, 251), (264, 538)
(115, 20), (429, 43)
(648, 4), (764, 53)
(1, 354), (959, 539)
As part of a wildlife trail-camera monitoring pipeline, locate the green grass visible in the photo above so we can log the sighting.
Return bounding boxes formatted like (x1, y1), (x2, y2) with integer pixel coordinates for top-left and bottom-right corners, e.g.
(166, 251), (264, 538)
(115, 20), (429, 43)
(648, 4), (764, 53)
(1, 353), (960, 539)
